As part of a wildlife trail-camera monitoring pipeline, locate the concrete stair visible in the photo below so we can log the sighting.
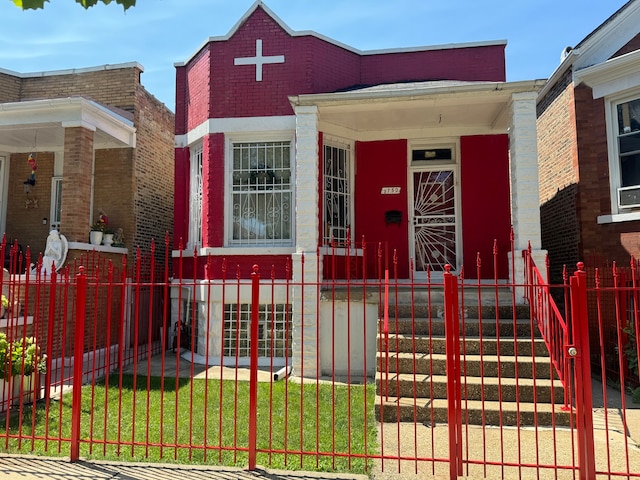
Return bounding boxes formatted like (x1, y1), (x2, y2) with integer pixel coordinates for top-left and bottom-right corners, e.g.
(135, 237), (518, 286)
(375, 291), (572, 427)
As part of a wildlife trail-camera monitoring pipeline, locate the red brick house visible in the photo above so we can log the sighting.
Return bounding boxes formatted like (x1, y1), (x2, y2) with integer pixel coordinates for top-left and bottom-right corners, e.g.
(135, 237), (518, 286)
(537, 1), (640, 372)
(0, 62), (174, 262)
(173, 1), (544, 376)
(538, 0), (640, 280)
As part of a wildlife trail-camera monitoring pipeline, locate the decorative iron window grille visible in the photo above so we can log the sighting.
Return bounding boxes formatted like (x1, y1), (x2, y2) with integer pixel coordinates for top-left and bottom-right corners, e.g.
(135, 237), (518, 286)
(188, 145), (203, 250)
(323, 143), (351, 245)
(223, 303), (292, 358)
(231, 141), (292, 245)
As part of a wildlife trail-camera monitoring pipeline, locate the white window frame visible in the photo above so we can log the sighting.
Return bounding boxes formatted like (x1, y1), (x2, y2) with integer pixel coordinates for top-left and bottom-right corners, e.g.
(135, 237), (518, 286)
(606, 90), (640, 216)
(188, 144), (203, 251)
(50, 176), (63, 232)
(322, 137), (354, 246)
(225, 132), (295, 248)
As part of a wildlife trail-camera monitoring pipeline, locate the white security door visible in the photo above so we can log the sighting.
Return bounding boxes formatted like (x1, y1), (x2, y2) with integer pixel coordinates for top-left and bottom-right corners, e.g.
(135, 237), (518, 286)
(410, 169), (459, 274)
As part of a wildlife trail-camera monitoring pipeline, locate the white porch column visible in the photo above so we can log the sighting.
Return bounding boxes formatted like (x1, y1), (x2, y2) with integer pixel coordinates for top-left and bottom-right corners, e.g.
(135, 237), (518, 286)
(509, 92), (547, 295)
(293, 105), (320, 378)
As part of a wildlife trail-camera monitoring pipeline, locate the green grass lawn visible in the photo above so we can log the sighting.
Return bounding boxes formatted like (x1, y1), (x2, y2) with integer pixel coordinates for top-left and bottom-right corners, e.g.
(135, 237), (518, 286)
(1, 375), (378, 474)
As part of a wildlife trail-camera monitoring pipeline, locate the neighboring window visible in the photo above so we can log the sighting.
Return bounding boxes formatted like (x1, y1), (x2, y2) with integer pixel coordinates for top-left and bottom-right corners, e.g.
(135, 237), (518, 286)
(223, 303), (292, 358)
(231, 141), (292, 245)
(188, 145), (203, 250)
(323, 142), (352, 245)
(50, 177), (63, 231)
(617, 98), (640, 188)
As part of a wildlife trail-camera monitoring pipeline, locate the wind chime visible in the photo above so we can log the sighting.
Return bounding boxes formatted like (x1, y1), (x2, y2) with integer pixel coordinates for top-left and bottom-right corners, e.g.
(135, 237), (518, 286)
(24, 131), (39, 207)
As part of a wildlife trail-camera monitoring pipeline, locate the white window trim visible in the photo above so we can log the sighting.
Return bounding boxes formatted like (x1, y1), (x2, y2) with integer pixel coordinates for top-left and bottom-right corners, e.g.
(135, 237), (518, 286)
(224, 131), (295, 248)
(0, 155), (7, 236)
(188, 143), (203, 251)
(322, 136), (355, 246)
(50, 176), (63, 232)
(407, 139), (462, 275)
(605, 89), (640, 216)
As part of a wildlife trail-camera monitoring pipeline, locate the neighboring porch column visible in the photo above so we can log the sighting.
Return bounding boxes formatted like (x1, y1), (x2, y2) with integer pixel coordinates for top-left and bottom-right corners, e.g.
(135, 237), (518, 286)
(508, 92), (547, 295)
(293, 105), (320, 378)
(61, 125), (95, 242)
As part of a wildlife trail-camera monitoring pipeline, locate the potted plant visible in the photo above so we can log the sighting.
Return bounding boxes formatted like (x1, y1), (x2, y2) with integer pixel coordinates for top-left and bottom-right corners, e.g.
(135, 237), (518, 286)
(0, 334), (46, 409)
(89, 221), (105, 245)
(102, 228), (115, 246)
(1, 294), (7, 319)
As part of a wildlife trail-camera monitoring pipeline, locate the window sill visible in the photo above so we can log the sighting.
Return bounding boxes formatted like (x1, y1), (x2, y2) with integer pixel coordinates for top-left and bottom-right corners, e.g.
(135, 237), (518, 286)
(597, 212), (640, 224)
(172, 247), (295, 257)
(320, 246), (364, 256)
(0, 316), (33, 330)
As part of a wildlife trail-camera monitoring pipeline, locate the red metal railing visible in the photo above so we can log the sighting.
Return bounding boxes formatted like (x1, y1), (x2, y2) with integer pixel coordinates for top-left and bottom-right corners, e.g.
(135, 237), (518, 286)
(1, 233), (639, 479)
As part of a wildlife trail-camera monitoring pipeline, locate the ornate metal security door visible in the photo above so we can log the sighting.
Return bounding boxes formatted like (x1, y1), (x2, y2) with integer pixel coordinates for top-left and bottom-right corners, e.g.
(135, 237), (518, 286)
(411, 169), (458, 274)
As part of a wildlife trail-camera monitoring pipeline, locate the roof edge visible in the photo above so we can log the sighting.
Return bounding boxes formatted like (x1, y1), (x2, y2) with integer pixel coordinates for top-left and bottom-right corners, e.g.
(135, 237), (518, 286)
(0, 61), (144, 79)
(175, 0), (506, 67)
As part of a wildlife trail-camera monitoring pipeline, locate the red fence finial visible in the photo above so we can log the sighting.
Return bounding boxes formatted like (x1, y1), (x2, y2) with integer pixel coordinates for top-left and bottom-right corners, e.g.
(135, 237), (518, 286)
(577, 261), (585, 272)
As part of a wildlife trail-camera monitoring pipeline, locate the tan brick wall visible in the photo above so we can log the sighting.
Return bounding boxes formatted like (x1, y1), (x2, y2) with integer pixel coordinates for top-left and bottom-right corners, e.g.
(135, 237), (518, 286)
(5, 152), (55, 256)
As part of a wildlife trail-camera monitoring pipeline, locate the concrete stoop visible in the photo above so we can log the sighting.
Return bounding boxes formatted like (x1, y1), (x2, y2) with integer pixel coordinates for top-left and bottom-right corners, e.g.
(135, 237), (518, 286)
(375, 299), (572, 428)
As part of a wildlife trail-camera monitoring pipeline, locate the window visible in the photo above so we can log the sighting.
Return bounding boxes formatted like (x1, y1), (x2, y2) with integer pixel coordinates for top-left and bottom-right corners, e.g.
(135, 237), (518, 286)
(323, 141), (352, 245)
(223, 303), (291, 358)
(231, 141), (292, 245)
(188, 145), (203, 250)
(617, 98), (640, 189)
(50, 177), (63, 231)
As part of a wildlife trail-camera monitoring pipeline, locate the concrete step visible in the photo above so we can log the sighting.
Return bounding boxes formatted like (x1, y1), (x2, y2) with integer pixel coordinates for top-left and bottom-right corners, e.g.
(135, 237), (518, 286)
(376, 352), (558, 379)
(391, 303), (531, 321)
(380, 334), (550, 357)
(375, 373), (566, 404)
(381, 318), (537, 337)
(375, 396), (572, 427)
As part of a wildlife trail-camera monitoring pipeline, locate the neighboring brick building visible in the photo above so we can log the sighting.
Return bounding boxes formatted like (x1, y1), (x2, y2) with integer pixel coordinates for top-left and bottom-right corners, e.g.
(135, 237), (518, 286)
(537, 0), (640, 371)
(0, 62), (174, 262)
(174, 1), (544, 377)
(538, 0), (640, 281)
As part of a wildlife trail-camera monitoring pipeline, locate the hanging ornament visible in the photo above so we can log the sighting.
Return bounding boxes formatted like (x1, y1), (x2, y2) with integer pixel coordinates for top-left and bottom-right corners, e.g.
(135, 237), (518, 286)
(24, 152), (37, 187)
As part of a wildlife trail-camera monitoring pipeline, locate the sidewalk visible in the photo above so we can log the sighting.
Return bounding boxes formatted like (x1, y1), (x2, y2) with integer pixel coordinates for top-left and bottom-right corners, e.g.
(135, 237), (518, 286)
(0, 453), (369, 480)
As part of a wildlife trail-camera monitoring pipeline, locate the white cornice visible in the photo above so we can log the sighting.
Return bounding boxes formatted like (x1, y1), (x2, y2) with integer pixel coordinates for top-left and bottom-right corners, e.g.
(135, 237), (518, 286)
(574, 49), (640, 98)
(175, 0), (506, 67)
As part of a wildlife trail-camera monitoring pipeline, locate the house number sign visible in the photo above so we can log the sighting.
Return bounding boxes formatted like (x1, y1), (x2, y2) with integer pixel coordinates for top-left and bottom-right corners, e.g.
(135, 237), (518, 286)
(380, 187), (401, 195)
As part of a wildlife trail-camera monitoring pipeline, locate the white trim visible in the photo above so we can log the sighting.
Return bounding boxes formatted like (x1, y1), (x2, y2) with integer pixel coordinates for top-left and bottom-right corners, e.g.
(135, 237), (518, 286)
(407, 139), (462, 276)
(175, 0), (506, 68)
(322, 135), (355, 245)
(175, 116), (296, 148)
(574, 49), (640, 99)
(225, 133), (296, 247)
(0, 154), (7, 235)
(597, 212), (640, 224)
(172, 246), (294, 257)
(0, 62), (143, 79)
(604, 89), (640, 215)
(67, 242), (128, 254)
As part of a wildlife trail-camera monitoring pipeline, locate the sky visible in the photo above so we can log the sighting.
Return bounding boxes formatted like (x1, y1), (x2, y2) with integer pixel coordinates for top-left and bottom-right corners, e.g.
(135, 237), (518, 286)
(0, 0), (631, 112)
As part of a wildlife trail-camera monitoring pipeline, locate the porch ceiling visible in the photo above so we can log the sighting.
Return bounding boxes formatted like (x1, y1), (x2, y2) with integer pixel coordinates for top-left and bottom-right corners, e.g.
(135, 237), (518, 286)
(0, 97), (136, 152)
(290, 79), (546, 136)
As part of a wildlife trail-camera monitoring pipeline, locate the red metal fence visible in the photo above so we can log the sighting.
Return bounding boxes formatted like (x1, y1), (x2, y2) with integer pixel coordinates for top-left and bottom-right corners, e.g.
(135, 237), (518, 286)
(1, 235), (639, 479)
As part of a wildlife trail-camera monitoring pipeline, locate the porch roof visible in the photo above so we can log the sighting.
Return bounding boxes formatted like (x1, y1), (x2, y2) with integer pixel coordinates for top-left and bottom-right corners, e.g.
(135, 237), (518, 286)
(289, 79), (545, 138)
(0, 97), (136, 153)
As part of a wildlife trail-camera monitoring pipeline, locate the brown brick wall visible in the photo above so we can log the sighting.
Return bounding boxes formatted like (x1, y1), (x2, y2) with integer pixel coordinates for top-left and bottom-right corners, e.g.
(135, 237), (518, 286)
(19, 66), (139, 113)
(537, 69), (581, 282)
(0, 71), (20, 102)
(62, 127), (94, 242)
(93, 149), (135, 248)
(129, 86), (175, 251)
(5, 152), (55, 255)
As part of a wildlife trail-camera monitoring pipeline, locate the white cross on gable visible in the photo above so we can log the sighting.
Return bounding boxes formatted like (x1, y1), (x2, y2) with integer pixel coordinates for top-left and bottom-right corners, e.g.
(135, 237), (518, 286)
(234, 39), (285, 82)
